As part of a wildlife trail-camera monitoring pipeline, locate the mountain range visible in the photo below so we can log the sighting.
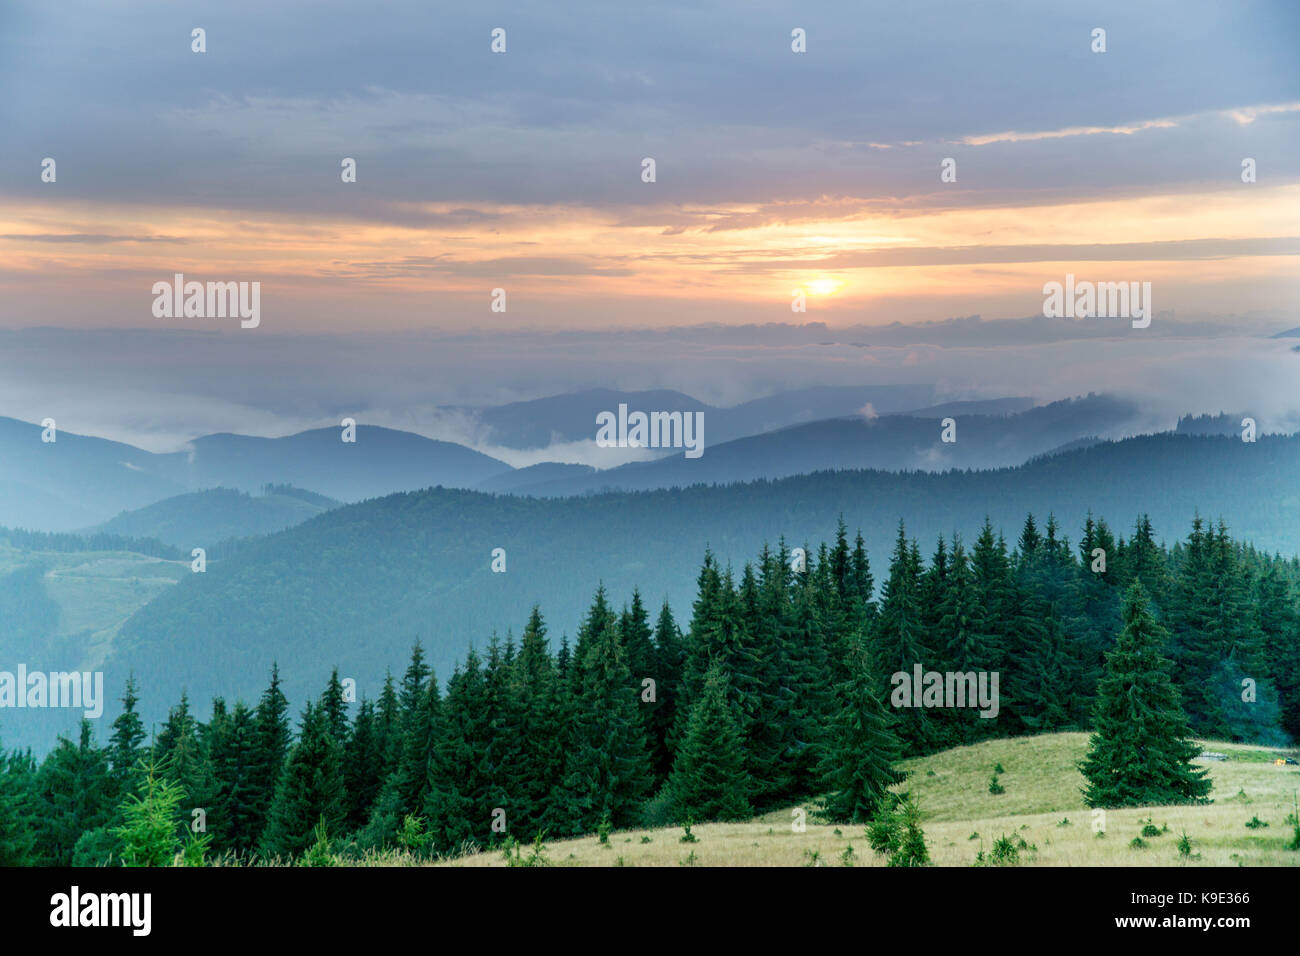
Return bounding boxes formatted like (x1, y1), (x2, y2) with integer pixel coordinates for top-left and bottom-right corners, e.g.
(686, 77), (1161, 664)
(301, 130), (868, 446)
(0, 429), (1291, 749)
(0, 390), (1132, 534)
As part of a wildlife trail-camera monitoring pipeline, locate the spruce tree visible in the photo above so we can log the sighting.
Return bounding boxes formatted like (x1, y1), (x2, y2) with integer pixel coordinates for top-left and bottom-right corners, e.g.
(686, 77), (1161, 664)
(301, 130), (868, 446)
(648, 600), (686, 784)
(1259, 567), (1300, 740)
(320, 668), (350, 746)
(33, 721), (112, 865)
(107, 676), (146, 799)
(247, 664), (291, 845)
(553, 590), (653, 834)
(509, 606), (565, 837)
(343, 698), (384, 829)
(819, 637), (905, 823)
(668, 662), (752, 822)
(871, 521), (937, 753)
(260, 702), (348, 860)
(1080, 582), (1211, 807)
(207, 700), (259, 856)
(0, 741), (36, 865)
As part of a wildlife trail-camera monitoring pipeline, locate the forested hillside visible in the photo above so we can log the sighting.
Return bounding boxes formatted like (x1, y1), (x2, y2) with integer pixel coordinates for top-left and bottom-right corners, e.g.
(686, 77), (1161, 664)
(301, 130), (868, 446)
(86, 485), (341, 550)
(2, 516), (1295, 866)
(95, 431), (1300, 741)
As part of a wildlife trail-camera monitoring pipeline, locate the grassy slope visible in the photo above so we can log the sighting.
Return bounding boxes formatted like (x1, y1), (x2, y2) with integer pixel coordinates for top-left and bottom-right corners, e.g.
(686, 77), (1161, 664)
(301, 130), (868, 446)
(438, 733), (1300, 867)
(0, 542), (187, 671)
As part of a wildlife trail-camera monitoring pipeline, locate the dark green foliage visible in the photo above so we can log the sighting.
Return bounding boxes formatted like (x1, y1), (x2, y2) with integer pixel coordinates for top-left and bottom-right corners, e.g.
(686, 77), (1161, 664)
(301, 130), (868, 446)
(0, 740), (36, 865)
(245, 665), (291, 847)
(33, 721), (112, 866)
(259, 702), (347, 860)
(552, 589), (653, 834)
(4, 509), (1299, 865)
(867, 792), (929, 867)
(1080, 582), (1212, 808)
(667, 662), (752, 822)
(818, 638), (904, 823)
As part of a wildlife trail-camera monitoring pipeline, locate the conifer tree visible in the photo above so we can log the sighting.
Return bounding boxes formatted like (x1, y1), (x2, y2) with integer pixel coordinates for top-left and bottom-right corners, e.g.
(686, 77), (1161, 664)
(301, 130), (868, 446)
(620, 590), (657, 702)
(0, 741), (36, 866)
(114, 761), (184, 867)
(343, 698), (384, 829)
(1081, 582), (1211, 807)
(553, 590), (653, 834)
(509, 607), (565, 836)
(648, 600), (686, 784)
(872, 521), (938, 753)
(668, 662), (752, 822)
(374, 672), (401, 780)
(247, 664), (291, 845)
(260, 702), (347, 859)
(153, 693), (217, 833)
(207, 700), (259, 856)
(321, 668), (350, 746)
(424, 653), (488, 850)
(107, 676), (146, 799)
(1259, 567), (1300, 740)
(818, 638), (905, 823)
(783, 550), (840, 792)
(34, 720), (111, 865)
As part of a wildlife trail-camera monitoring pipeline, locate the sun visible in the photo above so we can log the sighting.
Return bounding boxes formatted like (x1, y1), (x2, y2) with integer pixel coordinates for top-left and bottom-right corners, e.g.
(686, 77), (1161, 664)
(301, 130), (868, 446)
(804, 277), (844, 296)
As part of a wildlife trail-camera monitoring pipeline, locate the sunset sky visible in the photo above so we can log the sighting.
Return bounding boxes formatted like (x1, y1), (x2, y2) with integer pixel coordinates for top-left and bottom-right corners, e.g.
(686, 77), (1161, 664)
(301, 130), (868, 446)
(2, 0), (1297, 332)
(1, 1), (1299, 456)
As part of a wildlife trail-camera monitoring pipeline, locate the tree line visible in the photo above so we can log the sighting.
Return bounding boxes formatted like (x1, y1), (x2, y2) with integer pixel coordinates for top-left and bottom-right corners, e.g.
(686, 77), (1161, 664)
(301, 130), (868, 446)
(1, 511), (1296, 865)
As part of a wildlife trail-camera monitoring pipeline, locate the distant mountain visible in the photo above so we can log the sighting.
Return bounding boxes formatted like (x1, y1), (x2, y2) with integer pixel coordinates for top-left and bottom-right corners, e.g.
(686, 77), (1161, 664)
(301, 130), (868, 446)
(0, 417), (189, 531)
(1176, 413), (1247, 437)
(475, 462), (595, 493)
(179, 426), (512, 500)
(463, 385), (937, 449)
(51, 429), (1292, 746)
(897, 397), (1035, 418)
(0, 418), (514, 530)
(1272, 327), (1300, 338)
(85, 485), (341, 550)
(506, 394), (1140, 495)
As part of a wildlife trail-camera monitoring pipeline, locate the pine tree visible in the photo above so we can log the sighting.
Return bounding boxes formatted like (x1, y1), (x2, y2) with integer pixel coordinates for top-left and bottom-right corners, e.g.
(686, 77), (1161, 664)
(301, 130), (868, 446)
(648, 600), (686, 785)
(153, 693), (217, 834)
(34, 720), (111, 865)
(374, 671), (401, 780)
(871, 521), (937, 753)
(246, 664), (291, 846)
(207, 700), (259, 856)
(343, 698), (384, 829)
(668, 662), (752, 822)
(0, 741), (36, 865)
(553, 589), (653, 834)
(320, 668), (350, 746)
(509, 606), (564, 837)
(1080, 582), (1212, 807)
(1259, 567), (1300, 740)
(107, 676), (146, 799)
(424, 652), (488, 851)
(260, 702), (348, 860)
(783, 548), (840, 793)
(819, 638), (905, 823)
(114, 761), (184, 867)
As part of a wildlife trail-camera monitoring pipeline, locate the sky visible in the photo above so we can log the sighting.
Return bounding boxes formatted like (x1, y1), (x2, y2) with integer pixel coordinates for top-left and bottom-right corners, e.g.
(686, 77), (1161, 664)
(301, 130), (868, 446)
(0, 0), (1298, 450)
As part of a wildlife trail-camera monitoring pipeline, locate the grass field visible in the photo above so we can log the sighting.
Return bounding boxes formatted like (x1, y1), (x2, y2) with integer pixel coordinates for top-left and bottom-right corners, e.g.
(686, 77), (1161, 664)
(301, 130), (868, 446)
(0, 542), (186, 671)
(437, 732), (1300, 867)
